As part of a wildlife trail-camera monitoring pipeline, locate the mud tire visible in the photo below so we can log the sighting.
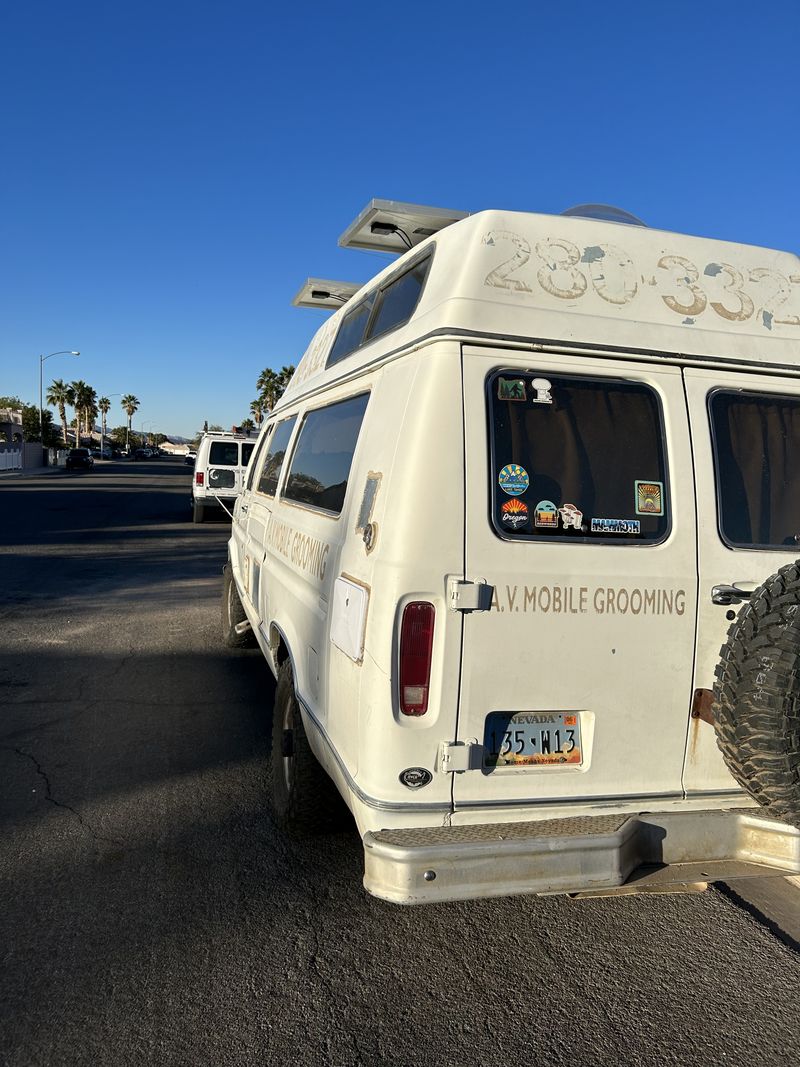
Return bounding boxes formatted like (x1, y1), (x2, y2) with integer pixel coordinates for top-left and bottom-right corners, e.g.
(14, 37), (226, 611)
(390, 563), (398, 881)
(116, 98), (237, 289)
(270, 660), (347, 835)
(713, 560), (800, 826)
(222, 563), (257, 649)
(192, 500), (205, 524)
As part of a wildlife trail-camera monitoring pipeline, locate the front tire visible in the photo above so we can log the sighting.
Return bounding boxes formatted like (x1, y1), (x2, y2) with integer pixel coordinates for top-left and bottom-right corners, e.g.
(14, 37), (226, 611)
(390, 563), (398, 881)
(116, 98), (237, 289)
(221, 563), (257, 648)
(270, 660), (347, 834)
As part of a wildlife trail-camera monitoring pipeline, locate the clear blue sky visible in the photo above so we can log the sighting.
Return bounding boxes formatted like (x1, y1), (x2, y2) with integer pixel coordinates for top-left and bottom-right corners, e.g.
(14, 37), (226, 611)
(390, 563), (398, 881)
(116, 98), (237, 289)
(2, 0), (798, 438)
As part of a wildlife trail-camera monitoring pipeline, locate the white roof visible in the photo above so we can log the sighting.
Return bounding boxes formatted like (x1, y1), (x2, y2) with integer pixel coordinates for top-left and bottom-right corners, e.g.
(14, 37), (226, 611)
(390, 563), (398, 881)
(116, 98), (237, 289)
(284, 209), (800, 404)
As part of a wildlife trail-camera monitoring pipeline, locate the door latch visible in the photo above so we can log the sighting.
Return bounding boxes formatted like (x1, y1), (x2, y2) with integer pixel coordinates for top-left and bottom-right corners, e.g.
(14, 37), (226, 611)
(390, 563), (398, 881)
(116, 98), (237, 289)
(438, 740), (481, 773)
(711, 584), (755, 606)
(448, 577), (493, 613)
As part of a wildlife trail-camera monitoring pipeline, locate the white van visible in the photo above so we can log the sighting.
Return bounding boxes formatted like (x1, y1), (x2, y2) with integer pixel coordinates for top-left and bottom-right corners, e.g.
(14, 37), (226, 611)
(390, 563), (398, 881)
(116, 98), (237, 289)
(224, 200), (800, 904)
(191, 431), (258, 523)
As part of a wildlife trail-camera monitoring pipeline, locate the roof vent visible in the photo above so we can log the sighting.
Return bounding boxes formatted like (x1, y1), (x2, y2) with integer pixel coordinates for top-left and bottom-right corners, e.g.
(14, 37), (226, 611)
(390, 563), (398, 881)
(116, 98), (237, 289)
(561, 203), (646, 227)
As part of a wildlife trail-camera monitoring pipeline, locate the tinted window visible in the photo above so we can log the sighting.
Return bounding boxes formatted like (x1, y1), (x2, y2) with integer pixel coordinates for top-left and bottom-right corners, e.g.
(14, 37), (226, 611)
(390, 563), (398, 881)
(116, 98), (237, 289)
(209, 442), (239, 466)
(710, 390), (800, 548)
(283, 394), (369, 515)
(257, 418), (296, 496)
(327, 295), (376, 366)
(367, 255), (431, 341)
(241, 442), (256, 466)
(489, 371), (668, 542)
(246, 431), (270, 491)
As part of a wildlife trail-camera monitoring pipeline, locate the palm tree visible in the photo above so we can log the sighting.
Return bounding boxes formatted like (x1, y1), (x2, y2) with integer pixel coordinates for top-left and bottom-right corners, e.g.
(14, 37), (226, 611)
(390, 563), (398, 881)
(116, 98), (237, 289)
(278, 364), (295, 392)
(98, 396), (111, 444)
(249, 398), (264, 427)
(70, 380), (94, 446)
(121, 394), (140, 452)
(256, 368), (282, 414)
(46, 378), (72, 444)
(83, 386), (98, 441)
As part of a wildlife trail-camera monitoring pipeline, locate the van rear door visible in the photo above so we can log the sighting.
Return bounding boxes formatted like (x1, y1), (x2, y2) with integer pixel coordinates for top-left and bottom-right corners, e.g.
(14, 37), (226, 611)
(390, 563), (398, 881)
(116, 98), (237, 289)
(453, 347), (698, 811)
(683, 368), (800, 796)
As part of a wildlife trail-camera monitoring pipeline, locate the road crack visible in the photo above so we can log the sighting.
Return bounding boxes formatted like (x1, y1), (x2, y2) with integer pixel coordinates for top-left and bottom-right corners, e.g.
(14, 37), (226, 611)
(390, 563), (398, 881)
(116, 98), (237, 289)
(1, 744), (124, 848)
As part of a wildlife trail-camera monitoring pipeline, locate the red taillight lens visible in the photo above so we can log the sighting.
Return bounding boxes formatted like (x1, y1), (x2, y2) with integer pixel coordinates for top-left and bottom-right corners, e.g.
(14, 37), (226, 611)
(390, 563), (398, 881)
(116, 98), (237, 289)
(399, 602), (435, 716)
(195, 472), (204, 485)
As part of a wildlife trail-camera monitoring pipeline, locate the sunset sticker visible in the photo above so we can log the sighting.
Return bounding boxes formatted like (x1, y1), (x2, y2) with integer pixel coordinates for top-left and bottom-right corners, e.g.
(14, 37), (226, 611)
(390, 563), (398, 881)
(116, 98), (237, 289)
(635, 480), (664, 516)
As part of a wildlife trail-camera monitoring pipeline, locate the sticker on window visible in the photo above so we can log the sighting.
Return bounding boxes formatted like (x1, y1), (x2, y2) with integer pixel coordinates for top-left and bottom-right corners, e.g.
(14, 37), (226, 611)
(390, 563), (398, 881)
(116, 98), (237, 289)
(531, 378), (553, 405)
(635, 480), (664, 516)
(497, 377), (527, 401)
(558, 503), (583, 530)
(591, 517), (641, 535)
(501, 499), (529, 529)
(534, 500), (559, 528)
(498, 464), (529, 496)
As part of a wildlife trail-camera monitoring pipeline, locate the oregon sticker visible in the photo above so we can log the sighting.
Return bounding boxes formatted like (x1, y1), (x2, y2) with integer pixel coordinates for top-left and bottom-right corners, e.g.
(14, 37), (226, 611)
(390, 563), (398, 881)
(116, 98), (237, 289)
(501, 499), (529, 529)
(534, 500), (559, 528)
(498, 464), (529, 496)
(497, 377), (527, 401)
(635, 480), (664, 516)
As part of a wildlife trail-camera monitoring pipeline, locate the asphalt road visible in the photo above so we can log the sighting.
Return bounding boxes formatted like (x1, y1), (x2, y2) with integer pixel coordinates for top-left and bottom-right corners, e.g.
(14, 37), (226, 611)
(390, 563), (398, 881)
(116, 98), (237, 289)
(2, 460), (800, 1067)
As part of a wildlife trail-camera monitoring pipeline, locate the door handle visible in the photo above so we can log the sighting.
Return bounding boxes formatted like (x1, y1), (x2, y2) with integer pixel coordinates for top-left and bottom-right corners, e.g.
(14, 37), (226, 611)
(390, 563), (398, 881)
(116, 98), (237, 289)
(711, 584), (755, 606)
(240, 504), (248, 514)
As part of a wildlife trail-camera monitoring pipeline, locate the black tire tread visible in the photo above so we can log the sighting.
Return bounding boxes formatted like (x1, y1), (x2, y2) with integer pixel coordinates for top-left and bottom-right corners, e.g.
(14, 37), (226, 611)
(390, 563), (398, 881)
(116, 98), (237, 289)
(192, 500), (205, 524)
(270, 660), (347, 835)
(713, 560), (800, 826)
(221, 563), (257, 649)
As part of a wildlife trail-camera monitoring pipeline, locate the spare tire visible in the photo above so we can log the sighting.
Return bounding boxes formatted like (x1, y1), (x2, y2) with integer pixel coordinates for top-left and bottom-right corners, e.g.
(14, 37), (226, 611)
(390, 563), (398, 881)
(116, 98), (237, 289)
(713, 560), (800, 826)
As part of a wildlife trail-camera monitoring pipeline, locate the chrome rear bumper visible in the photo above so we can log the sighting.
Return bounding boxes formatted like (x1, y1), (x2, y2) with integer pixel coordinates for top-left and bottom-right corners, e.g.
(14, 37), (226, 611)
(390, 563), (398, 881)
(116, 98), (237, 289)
(362, 808), (800, 905)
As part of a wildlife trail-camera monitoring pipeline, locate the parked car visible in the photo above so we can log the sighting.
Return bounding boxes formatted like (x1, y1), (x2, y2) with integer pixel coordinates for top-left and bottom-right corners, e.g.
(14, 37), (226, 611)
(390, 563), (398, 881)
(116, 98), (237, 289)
(185, 449), (197, 466)
(65, 448), (94, 471)
(223, 198), (800, 905)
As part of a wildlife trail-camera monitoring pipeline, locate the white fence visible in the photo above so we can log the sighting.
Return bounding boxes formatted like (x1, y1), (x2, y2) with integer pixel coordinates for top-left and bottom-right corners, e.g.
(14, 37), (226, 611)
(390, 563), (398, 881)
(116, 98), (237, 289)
(0, 450), (23, 471)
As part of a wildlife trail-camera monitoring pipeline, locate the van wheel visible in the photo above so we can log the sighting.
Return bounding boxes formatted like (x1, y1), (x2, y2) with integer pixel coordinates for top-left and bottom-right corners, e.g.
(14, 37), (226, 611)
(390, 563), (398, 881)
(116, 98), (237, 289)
(713, 560), (800, 826)
(192, 501), (205, 524)
(270, 660), (347, 834)
(222, 563), (257, 649)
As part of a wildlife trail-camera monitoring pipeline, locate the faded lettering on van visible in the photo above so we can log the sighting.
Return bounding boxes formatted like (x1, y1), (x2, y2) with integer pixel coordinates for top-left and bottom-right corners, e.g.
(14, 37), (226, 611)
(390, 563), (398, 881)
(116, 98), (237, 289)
(482, 231), (800, 331)
(267, 517), (330, 581)
(491, 584), (686, 616)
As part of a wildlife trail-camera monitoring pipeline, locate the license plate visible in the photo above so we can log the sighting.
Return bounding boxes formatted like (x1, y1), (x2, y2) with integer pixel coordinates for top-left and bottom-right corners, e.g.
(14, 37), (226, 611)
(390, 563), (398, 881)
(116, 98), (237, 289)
(483, 712), (583, 768)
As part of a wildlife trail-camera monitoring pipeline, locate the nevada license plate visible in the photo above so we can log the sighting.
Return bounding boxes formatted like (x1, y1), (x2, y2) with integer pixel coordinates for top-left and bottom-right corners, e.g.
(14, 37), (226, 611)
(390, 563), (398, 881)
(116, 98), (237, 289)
(483, 712), (583, 768)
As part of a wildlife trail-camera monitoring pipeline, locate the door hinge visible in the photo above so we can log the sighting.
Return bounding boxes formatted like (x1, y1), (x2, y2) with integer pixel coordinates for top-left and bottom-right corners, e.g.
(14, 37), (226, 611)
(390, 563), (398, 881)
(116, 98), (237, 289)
(448, 577), (493, 613)
(438, 740), (482, 773)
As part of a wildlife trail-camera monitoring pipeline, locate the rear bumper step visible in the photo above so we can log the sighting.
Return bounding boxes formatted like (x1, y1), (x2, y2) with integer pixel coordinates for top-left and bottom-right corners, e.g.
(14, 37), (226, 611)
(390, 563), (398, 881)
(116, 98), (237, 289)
(362, 809), (800, 904)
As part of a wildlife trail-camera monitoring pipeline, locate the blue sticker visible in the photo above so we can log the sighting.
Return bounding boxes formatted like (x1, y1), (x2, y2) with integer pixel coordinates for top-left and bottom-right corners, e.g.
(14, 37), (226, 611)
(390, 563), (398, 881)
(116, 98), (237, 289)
(591, 517), (641, 535)
(498, 464), (529, 496)
(534, 500), (559, 528)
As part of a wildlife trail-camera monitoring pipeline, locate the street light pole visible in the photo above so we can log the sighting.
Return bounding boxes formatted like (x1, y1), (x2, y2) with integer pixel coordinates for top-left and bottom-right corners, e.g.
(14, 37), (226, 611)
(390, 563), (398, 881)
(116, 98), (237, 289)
(39, 350), (80, 444)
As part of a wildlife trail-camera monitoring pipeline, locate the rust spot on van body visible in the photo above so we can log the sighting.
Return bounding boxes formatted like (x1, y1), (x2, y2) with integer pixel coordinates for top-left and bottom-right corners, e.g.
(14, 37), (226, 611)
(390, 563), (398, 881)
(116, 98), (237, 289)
(691, 688), (715, 725)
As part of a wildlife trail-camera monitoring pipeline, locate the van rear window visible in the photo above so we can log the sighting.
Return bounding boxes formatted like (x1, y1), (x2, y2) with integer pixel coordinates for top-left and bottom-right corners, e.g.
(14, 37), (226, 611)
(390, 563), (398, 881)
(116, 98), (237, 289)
(209, 442), (239, 466)
(488, 371), (668, 542)
(710, 390), (800, 549)
(283, 394), (369, 515)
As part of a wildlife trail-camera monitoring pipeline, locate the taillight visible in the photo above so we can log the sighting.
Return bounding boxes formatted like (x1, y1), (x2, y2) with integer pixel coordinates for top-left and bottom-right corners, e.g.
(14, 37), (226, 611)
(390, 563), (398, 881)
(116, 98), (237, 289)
(399, 602), (435, 716)
(195, 472), (204, 485)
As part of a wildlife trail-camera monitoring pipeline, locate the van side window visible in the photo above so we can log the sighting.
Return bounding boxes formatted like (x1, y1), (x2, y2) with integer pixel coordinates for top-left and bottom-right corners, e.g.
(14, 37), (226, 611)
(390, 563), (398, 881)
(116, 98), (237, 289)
(241, 442), (256, 466)
(365, 255), (432, 342)
(327, 295), (376, 366)
(283, 394), (369, 515)
(209, 442), (239, 466)
(246, 429), (271, 491)
(327, 251), (433, 368)
(488, 371), (669, 543)
(710, 390), (800, 549)
(257, 417), (297, 496)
